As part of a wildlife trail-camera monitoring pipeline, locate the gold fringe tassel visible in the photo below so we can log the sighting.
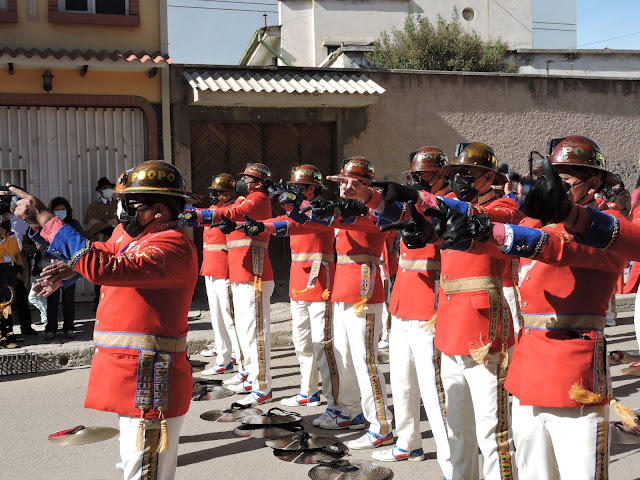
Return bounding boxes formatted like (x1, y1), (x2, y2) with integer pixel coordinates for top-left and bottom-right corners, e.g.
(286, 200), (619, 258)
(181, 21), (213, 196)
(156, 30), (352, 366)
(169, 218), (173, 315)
(469, 338), (491, 366)
(292, 286), (312, 298)
(156, 418), (169, 453)
(353, 296), (368, 314)
(610, 399), (639, 430)
(321, 289), (331, 300)
(499, 347), (510, 372)
(254, 276), (263, 292)
(424, 314), (437, 333)
(135, 418), (145, 452)
(569, 381), (603, 405)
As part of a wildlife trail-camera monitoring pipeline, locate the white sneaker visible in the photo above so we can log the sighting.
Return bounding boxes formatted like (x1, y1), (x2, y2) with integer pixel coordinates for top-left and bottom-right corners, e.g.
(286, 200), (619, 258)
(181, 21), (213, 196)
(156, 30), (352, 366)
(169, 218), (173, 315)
(372, 446), (424, 462)
(235, 391), (273, 406)
(281, 392), (321, 407)
(346, 430), (394, 450)
(378, 339), (389, 350)
(201, 345), (217, 357)
(226, 381), (253, 393)
(223, 372), (248, 385)
(313, 408), (338, 426)
(605, 318), (617, 327)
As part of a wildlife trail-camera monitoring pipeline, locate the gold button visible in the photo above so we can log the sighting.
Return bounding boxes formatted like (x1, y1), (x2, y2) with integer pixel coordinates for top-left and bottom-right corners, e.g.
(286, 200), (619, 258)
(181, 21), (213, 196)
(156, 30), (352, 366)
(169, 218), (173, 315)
(94, 347), (99, 353)
(523, 301), (528, 307)
(95, 320), (99, 326)
(525, 275), (530, 280)
(402, 269), (406, 273)
(524, 328), (530, 334)
(402, 253), (407, 257)
(443, 274), (448, 280)
(100, 293), (105, 299)
(447, 295), (452, 301)
(447, 251), (451, 255)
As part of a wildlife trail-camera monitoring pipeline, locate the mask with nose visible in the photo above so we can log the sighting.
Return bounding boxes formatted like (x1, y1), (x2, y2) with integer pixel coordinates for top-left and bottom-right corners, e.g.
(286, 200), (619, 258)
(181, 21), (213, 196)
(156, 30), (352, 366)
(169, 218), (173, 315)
(235, 180), (249, 196)
(121, 203), (156, 237)
(209, 190), (219, 205)
(451, 174), (478, 202)
(101, 188), (114, 200)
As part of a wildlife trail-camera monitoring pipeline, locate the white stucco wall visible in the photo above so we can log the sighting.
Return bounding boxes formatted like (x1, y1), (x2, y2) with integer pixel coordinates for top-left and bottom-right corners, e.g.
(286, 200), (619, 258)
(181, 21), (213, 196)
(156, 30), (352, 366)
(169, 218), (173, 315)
(279, 0), (535, 66)
(510, 50), (640, 78)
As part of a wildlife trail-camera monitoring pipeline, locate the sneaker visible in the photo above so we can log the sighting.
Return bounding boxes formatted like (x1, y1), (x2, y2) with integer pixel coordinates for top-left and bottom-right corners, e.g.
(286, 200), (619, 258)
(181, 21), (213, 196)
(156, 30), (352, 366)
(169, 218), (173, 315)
(605, 318), (617, 327)
(236, 390), (273, 406)
(223, 372), (248, 385)
(226, 380), (253, 393)
(64, 330), (75, 339)
(346, 431), (394, 450)
(349, 412), (366, 430)
(200, 345), (217, 357)
(200, 362), (234, 376)
(378, 339), (389, 350)
(231, 356), (237, 365)
(317, 410), (352, 430)
(372, 445), (424, 462)
(313, 408), (339, 426)
(44, 332), (55, 341)
(281, 392), (321, 407)
(21, 327), (38, 336)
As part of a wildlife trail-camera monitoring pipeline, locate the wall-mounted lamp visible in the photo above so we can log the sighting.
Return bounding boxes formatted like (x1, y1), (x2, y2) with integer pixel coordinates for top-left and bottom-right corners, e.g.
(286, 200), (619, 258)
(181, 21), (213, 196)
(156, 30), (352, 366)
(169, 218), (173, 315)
(8, 63), (14, 75)
(147, 67), (158, 78)
(42, 70), (54, 92)
(80, 65), (88, 77)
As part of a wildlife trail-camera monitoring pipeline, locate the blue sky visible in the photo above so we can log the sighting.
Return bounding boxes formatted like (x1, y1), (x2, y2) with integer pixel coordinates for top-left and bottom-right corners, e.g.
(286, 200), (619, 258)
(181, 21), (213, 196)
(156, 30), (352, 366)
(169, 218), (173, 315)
(167, 0), (640, 65)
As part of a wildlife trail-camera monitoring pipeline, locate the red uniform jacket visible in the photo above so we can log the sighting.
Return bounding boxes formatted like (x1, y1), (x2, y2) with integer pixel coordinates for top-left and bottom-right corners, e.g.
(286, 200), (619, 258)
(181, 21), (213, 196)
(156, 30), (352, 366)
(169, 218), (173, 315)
(43, 218), (198, 419)
(208, 191), (273, 283)
(389, 242), (440, 321)
(200, 201), (232, 279)
(434, 193), (522, 356)
(271, 215), (335, 302)
(501, 214), (626, 407)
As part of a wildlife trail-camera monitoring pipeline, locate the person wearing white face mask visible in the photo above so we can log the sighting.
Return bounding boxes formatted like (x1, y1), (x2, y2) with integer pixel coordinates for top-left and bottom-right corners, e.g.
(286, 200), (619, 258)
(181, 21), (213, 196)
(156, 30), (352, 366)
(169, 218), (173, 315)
(45, 197), (84, 340)
(84, 177), (119, 311)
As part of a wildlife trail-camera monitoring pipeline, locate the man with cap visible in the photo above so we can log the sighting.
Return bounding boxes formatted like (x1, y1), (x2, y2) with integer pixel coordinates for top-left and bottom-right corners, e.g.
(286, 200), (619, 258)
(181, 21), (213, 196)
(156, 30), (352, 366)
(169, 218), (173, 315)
(240, 165), (339, 409)
(283, 157), (395, 451)
(183, 163), (274, 406)
(199, 173), (243, 377)
(84, 176), (118, 310)
(11, 160), (198, 480)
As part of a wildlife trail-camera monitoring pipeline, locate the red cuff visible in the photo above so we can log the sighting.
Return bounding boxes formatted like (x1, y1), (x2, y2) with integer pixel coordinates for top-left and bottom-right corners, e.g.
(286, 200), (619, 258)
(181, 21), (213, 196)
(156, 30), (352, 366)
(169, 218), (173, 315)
(489, 222), (507, 246)
(417, 191), (438, 210)
(41, 217), (65, 243)
(265, 222), (275, 235)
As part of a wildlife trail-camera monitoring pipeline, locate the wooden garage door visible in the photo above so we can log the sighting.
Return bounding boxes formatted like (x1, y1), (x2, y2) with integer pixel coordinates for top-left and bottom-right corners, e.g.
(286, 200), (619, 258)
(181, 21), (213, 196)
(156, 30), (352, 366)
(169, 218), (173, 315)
(190, 121), (335, 295)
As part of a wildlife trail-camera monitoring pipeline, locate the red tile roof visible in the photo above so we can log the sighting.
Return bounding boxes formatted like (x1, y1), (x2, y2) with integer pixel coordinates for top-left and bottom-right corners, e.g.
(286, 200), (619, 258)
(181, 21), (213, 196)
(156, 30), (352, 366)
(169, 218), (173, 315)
(0, 47), (171, 64)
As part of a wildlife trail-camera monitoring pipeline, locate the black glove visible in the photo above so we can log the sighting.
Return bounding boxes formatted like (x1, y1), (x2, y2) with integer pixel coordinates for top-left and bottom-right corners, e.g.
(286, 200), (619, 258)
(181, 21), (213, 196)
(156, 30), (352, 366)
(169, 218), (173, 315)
(212, 214), (237, 235)
(336, 199), (368, 218)
(237, 215), (265, 237)
(300, 198), (339, 219)
(379, 201), (436, 249)
(431, 198), (491, 250)
(509, 158), (572, 225)
(279, 185), (304, 208)
(370, 181), (419, 205)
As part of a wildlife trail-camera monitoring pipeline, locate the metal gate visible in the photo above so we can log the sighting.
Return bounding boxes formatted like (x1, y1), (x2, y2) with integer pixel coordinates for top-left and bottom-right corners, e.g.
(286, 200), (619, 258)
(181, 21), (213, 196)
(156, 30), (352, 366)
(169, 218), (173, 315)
(0, 106), (145, 298)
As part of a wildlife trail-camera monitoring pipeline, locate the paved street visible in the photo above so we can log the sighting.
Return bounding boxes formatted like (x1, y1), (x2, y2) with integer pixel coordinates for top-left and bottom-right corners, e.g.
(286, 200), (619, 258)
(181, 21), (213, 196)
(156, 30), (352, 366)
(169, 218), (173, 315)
(1, 304), (640, 480)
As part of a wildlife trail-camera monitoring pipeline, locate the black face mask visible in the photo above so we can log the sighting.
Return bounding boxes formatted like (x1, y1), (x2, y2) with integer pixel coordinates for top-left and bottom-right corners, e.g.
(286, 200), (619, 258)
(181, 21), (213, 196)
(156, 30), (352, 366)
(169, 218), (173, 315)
(0, 220), (10, 232)
(407, 175), (431, 192)
(121, 204), (155, 237)
(451, 174), (478, 202)
(209, 190), (219, 205)
(235, 180), (249, 196)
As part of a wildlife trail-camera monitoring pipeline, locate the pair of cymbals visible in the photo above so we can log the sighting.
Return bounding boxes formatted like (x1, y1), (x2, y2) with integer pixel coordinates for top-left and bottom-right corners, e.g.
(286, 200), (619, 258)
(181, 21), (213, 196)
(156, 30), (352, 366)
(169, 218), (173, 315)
(266, 431), (338, 451)
(274, 443), (348, 465)
(239, 407), (302, 426)
(233, 423), (303, 439)
(192, 385), (234, 401)
(308, 461), (392, 480)
(200, 403), (263, 422)
(48, 425), (119, 446)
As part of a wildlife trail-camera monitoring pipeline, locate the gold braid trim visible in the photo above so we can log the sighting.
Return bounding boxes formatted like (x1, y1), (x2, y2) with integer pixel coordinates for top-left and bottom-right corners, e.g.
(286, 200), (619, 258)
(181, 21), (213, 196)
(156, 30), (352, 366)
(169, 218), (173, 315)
(67, 239), (92, 266)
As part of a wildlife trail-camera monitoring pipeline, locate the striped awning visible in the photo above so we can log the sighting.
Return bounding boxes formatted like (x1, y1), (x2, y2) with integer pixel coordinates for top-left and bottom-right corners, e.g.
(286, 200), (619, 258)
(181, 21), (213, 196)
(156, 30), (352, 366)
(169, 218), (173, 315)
(183, 70), (385, 107)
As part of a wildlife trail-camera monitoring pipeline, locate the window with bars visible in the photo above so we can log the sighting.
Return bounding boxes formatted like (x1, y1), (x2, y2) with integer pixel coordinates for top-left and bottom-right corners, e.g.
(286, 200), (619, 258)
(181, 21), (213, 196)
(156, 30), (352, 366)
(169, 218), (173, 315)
(60, 0), (129, 15)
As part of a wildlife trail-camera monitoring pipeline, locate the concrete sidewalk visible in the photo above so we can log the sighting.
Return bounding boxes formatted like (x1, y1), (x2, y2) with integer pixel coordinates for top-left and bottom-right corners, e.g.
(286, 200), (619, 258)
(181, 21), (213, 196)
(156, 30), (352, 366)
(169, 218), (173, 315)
(1, 300), (294, 375)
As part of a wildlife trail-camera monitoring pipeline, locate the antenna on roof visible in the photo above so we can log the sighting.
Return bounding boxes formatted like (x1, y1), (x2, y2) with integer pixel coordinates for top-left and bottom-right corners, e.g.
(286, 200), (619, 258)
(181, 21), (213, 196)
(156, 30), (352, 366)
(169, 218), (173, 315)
(263, 13), (267, 28)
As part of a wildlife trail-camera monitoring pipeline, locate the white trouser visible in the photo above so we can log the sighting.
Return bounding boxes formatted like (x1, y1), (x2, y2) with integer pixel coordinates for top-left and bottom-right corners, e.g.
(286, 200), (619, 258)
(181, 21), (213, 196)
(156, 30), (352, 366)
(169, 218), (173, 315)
(333, 302), (393, 435)
(606, 294), (616, 323)
(512, 397), (609, 480)
(390, 316), (452, 478)
(204, 276), (241, 368)
(503, 286), (520, 336)
(379, 266), (391, 342)
(441, 352), (516, 480)
(290, 299), (339, 404)
(231, 280), (274, 393)
(635, 288), (640, 349)
(119, 415), (185, 480)
(28, 281), (47, 324)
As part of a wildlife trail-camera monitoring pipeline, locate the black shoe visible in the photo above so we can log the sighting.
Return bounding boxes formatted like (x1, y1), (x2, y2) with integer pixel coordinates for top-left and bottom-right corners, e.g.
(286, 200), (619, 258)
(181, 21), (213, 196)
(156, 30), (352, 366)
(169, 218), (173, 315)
(21, 328), (38, 336)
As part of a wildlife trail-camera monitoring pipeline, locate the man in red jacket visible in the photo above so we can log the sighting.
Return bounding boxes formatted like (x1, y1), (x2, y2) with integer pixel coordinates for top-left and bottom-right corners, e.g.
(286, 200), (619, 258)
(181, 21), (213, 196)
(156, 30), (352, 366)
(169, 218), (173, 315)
(199, 173), (243, 376)
(185, 163), (275, 406)
(12, 160), (198, 480)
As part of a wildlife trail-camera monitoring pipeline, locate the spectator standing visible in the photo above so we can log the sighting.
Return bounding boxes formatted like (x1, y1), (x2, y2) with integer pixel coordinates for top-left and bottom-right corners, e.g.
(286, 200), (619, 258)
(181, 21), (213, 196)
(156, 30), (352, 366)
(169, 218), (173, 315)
(45, 197), (84, 340)
(84, 177), (118, 310)
(28, 245), (49, 325)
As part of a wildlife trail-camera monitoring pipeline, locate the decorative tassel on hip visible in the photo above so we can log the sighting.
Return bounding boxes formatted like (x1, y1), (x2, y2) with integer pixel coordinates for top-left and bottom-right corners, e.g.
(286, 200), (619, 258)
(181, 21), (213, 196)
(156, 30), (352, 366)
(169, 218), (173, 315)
(569, 381), (603, 405)
(469, 337), (491, 365)
(610, 399), (639, 430)
(135, 417), (145, 452)
(292, 286), (312, 298)
(422, 314), (437, 332)
(499, 345), (510, 372)
(353, 296), (368, 314)
(156, 417), (169, 453)
(321, 289), (331, 300)
(254, 276), (263, 292)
